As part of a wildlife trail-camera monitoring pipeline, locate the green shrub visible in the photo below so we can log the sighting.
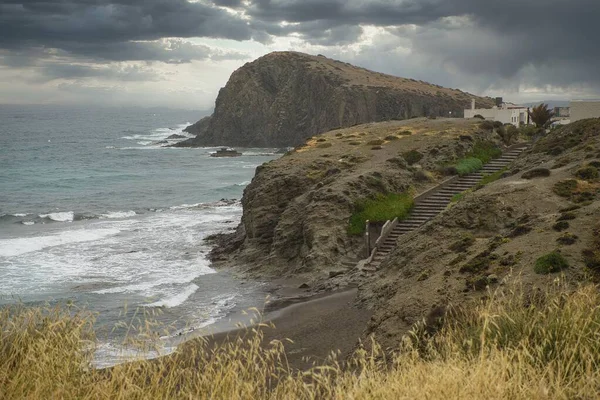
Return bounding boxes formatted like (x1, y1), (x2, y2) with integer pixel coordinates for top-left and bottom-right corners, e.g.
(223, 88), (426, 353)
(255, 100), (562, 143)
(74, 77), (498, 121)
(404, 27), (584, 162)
(403, 150), (423, 165)
(588, 160), (600, 169)
(575, 166), (599, 181)
(522, 168), (551, 179)
(348, 192), (414, 235)
(473, 114), (485, 119)
(493, 121), (503, 129)
(367, 139), (384, 146)
(468, 141), (502, 164)
(398, 130), (412, 135)
(316, 142), (332, 148)
(317, 138), (327, 142)
(385, 135), (399, 141)
(534, 251), (569, 274)
(456, 158), (483, 175)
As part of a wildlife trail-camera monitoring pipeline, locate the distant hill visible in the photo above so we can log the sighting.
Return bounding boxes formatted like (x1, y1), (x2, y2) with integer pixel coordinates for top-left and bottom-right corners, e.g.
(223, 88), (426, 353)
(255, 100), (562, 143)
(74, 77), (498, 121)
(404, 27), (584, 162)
(178, 52), (495, 147)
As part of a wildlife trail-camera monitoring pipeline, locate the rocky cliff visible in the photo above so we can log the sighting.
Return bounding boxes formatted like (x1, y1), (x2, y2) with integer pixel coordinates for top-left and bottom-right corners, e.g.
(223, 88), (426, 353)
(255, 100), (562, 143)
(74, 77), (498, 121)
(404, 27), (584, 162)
(180, 52), (495, 147)
(210, 118), (501, 279)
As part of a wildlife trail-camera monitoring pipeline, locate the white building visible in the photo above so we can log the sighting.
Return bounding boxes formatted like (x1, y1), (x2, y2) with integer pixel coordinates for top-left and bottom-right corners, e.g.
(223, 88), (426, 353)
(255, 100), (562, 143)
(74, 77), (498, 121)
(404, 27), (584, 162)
(570, 100), (600, 122)
(464, 99), (530, 127)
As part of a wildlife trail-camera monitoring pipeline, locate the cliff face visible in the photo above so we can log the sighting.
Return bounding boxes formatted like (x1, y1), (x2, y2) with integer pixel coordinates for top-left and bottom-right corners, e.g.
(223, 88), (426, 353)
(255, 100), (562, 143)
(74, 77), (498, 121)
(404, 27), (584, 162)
(182, 52), (495, 147)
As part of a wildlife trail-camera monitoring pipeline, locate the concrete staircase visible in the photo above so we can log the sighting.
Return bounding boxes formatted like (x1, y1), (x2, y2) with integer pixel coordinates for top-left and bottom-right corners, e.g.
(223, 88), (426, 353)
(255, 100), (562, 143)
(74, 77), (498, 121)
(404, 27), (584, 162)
(365, 143), (530, 271)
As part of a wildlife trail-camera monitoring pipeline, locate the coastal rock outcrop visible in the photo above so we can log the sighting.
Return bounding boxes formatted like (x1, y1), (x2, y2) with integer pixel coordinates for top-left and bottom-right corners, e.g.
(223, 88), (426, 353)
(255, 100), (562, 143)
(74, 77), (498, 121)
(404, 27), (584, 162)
(211, 118), (499, 277)
(179, 52), (495, 147)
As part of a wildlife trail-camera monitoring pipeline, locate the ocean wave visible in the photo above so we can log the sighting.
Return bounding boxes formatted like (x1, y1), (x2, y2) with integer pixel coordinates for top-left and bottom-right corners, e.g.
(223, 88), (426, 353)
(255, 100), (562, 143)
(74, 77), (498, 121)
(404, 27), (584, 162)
(121, 123), (194, 145)
(169, 199), (240, 211)
(0, 228), (120, 257)
(100, 211), (136, 219)
(39, 211), (74, 222)
(146, 284), (199, 308)
(235, 181), (251, 186)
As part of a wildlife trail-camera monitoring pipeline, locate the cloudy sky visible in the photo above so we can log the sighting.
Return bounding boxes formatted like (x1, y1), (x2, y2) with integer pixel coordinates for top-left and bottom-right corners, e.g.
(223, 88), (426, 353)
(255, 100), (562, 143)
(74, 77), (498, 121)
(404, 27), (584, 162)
(1, 0), (597, 110)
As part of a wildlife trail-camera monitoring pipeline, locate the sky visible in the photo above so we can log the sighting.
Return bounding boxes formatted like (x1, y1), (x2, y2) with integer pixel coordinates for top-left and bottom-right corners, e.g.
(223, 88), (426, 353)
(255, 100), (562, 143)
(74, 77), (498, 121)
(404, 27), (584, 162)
(1, 0), (598, 110)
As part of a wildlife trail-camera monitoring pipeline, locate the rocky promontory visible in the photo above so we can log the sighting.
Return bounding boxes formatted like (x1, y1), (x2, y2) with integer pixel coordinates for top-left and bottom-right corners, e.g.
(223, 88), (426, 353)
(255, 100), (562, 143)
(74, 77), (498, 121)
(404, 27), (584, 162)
(178, 52), (495, 147)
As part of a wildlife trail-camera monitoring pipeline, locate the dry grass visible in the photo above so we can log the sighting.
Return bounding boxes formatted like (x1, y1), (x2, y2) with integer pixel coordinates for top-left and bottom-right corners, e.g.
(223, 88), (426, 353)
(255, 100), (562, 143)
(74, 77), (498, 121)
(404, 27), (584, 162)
(3, 279), (600, 399)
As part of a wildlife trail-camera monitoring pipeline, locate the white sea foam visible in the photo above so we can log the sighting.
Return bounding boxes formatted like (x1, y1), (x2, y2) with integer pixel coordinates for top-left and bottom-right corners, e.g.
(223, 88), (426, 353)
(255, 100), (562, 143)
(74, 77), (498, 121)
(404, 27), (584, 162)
(146, 283), (199, 308)
(100, 211), (136, 219)
(13, 213), (28, 217)
(0, 228), (120, 257)
(235, 181), (251, 186)
(121, 123), (192, 145)
(22, 221), (35, 226)
(39, 211), (74, 222)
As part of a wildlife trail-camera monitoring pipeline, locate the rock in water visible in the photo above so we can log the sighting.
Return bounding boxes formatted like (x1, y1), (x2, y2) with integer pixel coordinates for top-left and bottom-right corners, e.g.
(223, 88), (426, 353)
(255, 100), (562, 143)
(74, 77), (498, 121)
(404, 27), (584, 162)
(180, 52), (494, 148)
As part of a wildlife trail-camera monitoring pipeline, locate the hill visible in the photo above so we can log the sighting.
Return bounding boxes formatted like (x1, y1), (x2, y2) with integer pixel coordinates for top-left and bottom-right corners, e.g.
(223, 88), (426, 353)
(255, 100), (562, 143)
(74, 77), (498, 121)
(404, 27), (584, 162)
(177, 52), (495, 147)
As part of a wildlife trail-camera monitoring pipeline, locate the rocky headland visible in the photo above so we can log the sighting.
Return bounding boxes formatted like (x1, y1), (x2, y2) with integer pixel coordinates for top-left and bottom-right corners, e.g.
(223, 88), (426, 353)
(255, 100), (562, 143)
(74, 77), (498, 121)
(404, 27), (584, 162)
(177, 52), (495, 147)
(209, 115), (600, 350)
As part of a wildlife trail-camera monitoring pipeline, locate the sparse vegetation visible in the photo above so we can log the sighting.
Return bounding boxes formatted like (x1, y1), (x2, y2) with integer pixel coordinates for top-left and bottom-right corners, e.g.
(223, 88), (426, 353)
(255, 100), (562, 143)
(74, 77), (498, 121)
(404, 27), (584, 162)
(479, 168), (507, 186)
(557, 212), (576, 221)
(316, 142), (332, 148)
(582, 223), (600, 271)
(521, 168), (551, 179)
(449, 234), (475, 252)
(367, 139), (384, 146)
(468, 141), (502, 164)
(398, 130), (412, 135)
(534, 251), (569, 274)
(348, 192), (414, 235)
(384, 135), (399, 141)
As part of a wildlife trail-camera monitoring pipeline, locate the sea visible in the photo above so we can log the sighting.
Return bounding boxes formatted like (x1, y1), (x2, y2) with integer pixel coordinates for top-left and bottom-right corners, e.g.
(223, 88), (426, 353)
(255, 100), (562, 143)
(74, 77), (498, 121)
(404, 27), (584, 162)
(0, 104), (279, 366)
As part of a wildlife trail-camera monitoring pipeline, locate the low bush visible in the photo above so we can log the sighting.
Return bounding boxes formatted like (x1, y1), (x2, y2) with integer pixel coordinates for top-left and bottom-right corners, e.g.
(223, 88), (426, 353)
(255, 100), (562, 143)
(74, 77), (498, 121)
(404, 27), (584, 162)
(403, 150), (423, 165)
(552, 221), (570, 231)
(468, 141), (502, 164)
(534, 251), (569, 274)
(371, 145), (383, 150)
(367, 139), (384, 146)
(479, 120), (494, 130)
(557, 232), (578, 245)
(398, 130), (412, 135)
(455, 158), (483, 175)
(553, 179), (578, 198)
(473, 114), (485, 119)
(348, 192), (414, 235)
(316, 142), (332, 148)
(575, 166), (599, 181)
(521, 168), (551, 179)
(557, 212), (576, 221)
(385, 135), (399, 141)
(588, 160), (600, 169)
(492, 121), (503, 129)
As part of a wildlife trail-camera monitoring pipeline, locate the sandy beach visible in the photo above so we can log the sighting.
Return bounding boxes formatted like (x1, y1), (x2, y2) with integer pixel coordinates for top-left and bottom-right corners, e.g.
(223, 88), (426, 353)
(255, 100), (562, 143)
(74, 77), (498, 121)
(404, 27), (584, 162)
(178, 288), (372, 370)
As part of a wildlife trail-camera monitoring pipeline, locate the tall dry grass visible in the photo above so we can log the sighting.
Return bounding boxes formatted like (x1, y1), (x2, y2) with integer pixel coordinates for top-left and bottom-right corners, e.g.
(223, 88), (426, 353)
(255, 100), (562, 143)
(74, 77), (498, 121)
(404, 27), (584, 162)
(2, 279), (600, 399)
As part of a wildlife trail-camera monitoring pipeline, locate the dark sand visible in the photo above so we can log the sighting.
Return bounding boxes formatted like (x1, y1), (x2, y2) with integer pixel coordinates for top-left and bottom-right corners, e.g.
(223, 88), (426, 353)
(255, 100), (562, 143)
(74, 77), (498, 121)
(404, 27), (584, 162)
(180, 289), (372, 370)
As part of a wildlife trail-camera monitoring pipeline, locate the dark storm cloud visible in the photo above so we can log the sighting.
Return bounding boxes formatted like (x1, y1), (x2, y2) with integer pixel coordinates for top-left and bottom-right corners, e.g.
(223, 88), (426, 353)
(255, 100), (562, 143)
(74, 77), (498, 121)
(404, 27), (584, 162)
(237, 0), (600, 89)
(1, 0), (599, 94)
